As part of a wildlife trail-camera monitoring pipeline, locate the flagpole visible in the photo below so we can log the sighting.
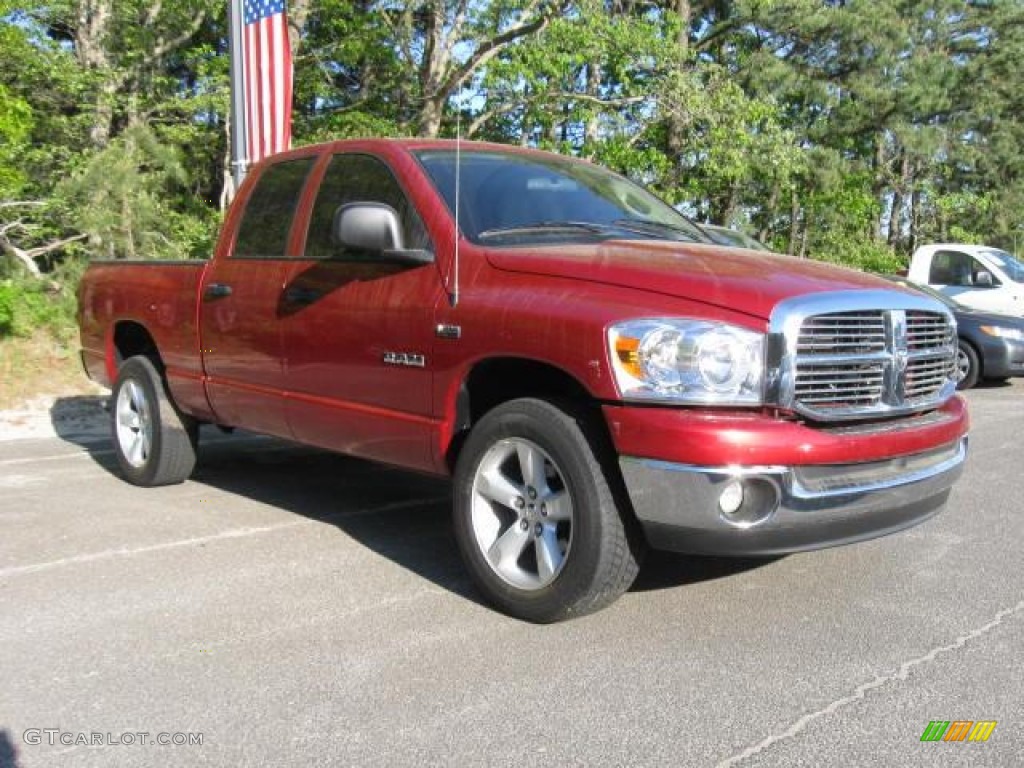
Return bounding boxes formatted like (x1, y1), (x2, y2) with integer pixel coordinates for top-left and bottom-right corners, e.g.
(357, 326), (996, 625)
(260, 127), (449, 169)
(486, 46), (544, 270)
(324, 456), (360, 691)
(228, 0), (248, 189)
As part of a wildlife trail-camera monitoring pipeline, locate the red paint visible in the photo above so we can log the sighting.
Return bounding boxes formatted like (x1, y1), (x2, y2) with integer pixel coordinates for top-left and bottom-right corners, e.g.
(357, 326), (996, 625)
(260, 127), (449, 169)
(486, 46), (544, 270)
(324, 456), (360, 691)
(603, 396), (968, 467)
(78, 139), (970, 478)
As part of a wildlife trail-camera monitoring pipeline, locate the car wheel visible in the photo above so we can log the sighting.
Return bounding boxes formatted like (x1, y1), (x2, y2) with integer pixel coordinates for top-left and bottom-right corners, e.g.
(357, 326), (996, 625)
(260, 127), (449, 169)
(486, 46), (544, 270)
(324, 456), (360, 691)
(953, 340), (979, 390)
(111, 356), (198, 486)
(453, 398), (643, 623)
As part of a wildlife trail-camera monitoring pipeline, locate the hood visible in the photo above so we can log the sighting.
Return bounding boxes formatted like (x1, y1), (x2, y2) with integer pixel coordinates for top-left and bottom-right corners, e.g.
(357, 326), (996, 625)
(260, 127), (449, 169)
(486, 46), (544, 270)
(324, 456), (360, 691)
(955, 306), (1024, 327)
(484, 240), (897, 320)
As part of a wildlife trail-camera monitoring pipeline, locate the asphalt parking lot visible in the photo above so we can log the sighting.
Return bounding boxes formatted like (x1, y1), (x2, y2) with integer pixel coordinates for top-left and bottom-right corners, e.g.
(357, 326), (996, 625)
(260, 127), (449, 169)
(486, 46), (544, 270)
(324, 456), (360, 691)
(1, 382), (1022, 767)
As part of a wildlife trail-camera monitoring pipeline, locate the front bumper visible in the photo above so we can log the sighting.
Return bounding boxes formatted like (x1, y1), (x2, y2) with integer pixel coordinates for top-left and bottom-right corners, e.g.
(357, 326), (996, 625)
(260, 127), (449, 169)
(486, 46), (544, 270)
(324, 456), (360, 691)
(620, 437), (967, 556)
(977, 335), (1024, 379)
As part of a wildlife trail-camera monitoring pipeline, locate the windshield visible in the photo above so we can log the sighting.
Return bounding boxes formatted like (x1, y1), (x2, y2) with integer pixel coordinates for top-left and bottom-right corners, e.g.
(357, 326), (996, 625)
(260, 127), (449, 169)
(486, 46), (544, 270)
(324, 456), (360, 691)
(982, 249), (1024, 282)
(414, 149), (708, 246)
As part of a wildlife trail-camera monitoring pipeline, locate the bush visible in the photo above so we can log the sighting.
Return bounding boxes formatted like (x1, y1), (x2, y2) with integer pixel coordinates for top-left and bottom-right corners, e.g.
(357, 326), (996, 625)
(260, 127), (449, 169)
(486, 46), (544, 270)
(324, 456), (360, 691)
(0, 282), (15, 336)
(810, 235), (906, 275)
(0, 277), (78, 341)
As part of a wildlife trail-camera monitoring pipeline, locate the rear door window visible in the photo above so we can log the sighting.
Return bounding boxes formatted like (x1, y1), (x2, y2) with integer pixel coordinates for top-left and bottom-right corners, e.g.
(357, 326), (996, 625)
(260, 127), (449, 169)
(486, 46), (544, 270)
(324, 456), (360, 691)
(233, 158), (316, 259)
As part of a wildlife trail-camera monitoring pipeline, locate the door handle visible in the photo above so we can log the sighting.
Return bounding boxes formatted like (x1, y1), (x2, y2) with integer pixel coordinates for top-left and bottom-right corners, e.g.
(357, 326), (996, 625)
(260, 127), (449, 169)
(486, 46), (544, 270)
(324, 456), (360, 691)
(283, 286), (322, 306)
(204, 283), (233, 300)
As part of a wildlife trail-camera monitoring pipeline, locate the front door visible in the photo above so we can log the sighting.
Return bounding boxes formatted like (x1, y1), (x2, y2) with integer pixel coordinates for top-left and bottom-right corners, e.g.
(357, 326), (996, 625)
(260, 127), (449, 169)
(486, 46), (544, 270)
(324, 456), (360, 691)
(280, 152), (445, 472)
(926, 249), (1005, 312)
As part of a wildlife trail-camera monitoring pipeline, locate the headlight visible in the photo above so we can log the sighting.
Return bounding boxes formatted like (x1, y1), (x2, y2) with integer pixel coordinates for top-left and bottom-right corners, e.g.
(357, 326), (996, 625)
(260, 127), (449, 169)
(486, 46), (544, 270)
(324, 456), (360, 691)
(608, 319), (764, 404)
(980, 325), (1024, 341)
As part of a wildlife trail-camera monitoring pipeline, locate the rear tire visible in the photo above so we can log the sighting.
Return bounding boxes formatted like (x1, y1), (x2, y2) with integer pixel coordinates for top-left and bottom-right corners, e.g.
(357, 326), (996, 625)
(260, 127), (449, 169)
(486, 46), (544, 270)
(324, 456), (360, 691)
(111, 356), (197, 486)
(453, 398), (643, 623)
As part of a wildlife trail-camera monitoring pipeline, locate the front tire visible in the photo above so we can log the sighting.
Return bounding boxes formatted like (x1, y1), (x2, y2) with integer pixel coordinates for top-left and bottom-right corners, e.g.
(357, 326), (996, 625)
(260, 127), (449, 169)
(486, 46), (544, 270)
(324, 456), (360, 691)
(111, 356), (198, 486)
(954, 340), (979, 390)
(453, 398), (643, 623)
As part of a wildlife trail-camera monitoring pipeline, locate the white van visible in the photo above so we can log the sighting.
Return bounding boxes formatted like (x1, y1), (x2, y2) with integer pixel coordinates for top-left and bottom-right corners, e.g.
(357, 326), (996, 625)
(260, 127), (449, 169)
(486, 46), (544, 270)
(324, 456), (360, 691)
(908, 243), (1024, 317)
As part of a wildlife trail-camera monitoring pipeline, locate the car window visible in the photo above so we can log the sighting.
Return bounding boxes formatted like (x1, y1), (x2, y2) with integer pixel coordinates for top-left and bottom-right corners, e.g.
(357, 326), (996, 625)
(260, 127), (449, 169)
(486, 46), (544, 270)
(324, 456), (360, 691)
(929, 250), (975, 286)
(233, 158), (315, 259)
(303, 154), (430, 260)
(969, 255), (1001, 286)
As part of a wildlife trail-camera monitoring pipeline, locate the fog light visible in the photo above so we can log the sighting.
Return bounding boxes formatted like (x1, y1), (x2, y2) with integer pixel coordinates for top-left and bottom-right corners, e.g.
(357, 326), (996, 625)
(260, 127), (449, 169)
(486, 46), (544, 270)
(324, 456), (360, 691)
(718, 477), (780, 528)
(719, 480), (745, 516)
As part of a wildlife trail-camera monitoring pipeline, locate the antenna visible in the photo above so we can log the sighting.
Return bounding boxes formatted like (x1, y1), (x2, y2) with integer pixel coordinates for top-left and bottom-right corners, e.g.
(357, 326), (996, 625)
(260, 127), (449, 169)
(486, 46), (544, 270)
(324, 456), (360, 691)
(450, 109), (461, 308)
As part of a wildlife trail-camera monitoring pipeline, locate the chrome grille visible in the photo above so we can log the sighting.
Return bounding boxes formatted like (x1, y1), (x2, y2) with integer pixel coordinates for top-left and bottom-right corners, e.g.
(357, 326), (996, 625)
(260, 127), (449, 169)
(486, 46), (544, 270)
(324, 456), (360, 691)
(905, 311), (955, 402)
(796, 312), (886, 355)
(793, 362), (885, 406)
(794, 311), (888, 411)
(907, 311), (952, 351)
(771, 292), (957, 422)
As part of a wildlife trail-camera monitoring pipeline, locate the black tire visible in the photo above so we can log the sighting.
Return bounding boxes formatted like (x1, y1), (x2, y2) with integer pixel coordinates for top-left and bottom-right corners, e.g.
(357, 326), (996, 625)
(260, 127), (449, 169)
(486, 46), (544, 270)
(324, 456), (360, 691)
(955, 339), (980, 390)
(453, 398), (644, 623)
(111, 356), (198, 486)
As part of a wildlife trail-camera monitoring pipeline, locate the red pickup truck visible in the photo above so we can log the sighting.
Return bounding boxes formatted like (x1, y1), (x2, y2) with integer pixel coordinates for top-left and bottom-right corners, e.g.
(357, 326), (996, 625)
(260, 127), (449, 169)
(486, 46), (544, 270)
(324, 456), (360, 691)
(78, 139), (969, 622)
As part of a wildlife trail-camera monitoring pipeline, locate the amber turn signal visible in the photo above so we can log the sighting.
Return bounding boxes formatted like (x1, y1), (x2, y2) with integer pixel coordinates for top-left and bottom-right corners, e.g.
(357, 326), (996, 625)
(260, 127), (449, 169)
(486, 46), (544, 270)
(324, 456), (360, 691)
(615, 336), (642, 379)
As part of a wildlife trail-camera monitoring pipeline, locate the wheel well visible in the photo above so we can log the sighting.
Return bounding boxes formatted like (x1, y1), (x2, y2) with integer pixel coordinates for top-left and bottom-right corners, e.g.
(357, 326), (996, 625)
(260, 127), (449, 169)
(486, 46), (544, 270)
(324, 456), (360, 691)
(447, 358), (600, 469)
(112, 322), (162, 372)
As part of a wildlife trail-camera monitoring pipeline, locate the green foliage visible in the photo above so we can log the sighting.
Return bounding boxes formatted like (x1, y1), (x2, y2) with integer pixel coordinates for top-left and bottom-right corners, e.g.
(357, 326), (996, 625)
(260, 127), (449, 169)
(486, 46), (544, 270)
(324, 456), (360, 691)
(58, 125), (198, 260)
(3, 0), (1024, 346)
(811, 236), (906, 276)
(0, 84), (33, 197)
(0, 283), (13, 336)
(0, 277), (78, 340)
(299, 111), (407, 144)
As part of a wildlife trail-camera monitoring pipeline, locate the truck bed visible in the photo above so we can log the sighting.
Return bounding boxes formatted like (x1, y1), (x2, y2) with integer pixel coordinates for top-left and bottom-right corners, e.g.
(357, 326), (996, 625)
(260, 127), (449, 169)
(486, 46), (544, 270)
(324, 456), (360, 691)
(77, 259), (209, 395)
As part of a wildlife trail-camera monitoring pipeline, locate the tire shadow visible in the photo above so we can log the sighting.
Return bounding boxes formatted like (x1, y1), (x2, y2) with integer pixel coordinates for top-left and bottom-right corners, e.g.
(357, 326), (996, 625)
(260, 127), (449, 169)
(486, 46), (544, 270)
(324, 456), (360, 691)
(48, 394), (110, 447)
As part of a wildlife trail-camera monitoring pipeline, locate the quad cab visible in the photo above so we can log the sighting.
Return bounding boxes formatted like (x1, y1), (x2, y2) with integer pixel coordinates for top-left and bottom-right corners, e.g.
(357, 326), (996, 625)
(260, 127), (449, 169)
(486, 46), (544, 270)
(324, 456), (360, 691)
(78, 140), (970, 621)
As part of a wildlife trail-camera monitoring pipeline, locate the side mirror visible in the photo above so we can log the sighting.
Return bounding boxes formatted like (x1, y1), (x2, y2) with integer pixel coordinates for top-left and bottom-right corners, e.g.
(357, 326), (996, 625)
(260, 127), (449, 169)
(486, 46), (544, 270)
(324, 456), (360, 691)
(334, 202), (403, 252)
(974, 270), (995, 287)
(332, 203), (433, 266)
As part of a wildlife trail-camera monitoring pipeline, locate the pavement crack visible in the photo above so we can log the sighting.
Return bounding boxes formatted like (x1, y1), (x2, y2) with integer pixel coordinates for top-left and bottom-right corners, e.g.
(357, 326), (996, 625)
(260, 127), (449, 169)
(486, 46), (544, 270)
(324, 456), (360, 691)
(715, 598), (1024, 767)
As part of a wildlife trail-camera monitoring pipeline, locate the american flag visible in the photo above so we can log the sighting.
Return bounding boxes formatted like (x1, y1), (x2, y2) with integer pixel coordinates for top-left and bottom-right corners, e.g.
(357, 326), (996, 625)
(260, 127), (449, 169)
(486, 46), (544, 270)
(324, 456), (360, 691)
(242, 0), (293, 165)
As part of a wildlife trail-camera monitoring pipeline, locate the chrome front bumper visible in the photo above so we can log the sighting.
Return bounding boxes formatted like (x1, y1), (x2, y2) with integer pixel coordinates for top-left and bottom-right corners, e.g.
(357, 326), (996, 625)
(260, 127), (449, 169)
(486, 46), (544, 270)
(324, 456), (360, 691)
(620, 437), (968, 556)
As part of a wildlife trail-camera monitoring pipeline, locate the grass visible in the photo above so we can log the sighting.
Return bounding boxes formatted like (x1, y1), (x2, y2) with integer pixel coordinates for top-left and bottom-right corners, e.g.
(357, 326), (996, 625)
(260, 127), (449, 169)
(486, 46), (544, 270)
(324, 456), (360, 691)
(0, 332), (101, 411)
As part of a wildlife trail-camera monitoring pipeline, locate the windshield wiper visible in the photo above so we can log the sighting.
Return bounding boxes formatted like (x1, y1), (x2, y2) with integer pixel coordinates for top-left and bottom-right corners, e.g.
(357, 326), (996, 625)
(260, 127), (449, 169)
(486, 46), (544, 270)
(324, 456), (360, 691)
(611, 218), (703, 242)
(477, 221), (618, 241)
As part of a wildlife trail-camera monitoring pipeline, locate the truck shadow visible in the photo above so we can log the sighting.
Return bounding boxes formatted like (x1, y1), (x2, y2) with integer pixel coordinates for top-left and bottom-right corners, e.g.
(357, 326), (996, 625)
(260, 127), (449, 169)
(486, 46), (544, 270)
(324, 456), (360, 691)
(973, 378), (1013, 389)
(51, 419), (776, 609)
(631, 551), (781, 592)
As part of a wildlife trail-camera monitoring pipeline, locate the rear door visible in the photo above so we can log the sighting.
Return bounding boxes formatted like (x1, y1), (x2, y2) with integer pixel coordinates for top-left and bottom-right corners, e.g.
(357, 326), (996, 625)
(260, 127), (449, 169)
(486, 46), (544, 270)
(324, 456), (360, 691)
(199, 155), (316, 437)
(280, 152), (445, 472)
